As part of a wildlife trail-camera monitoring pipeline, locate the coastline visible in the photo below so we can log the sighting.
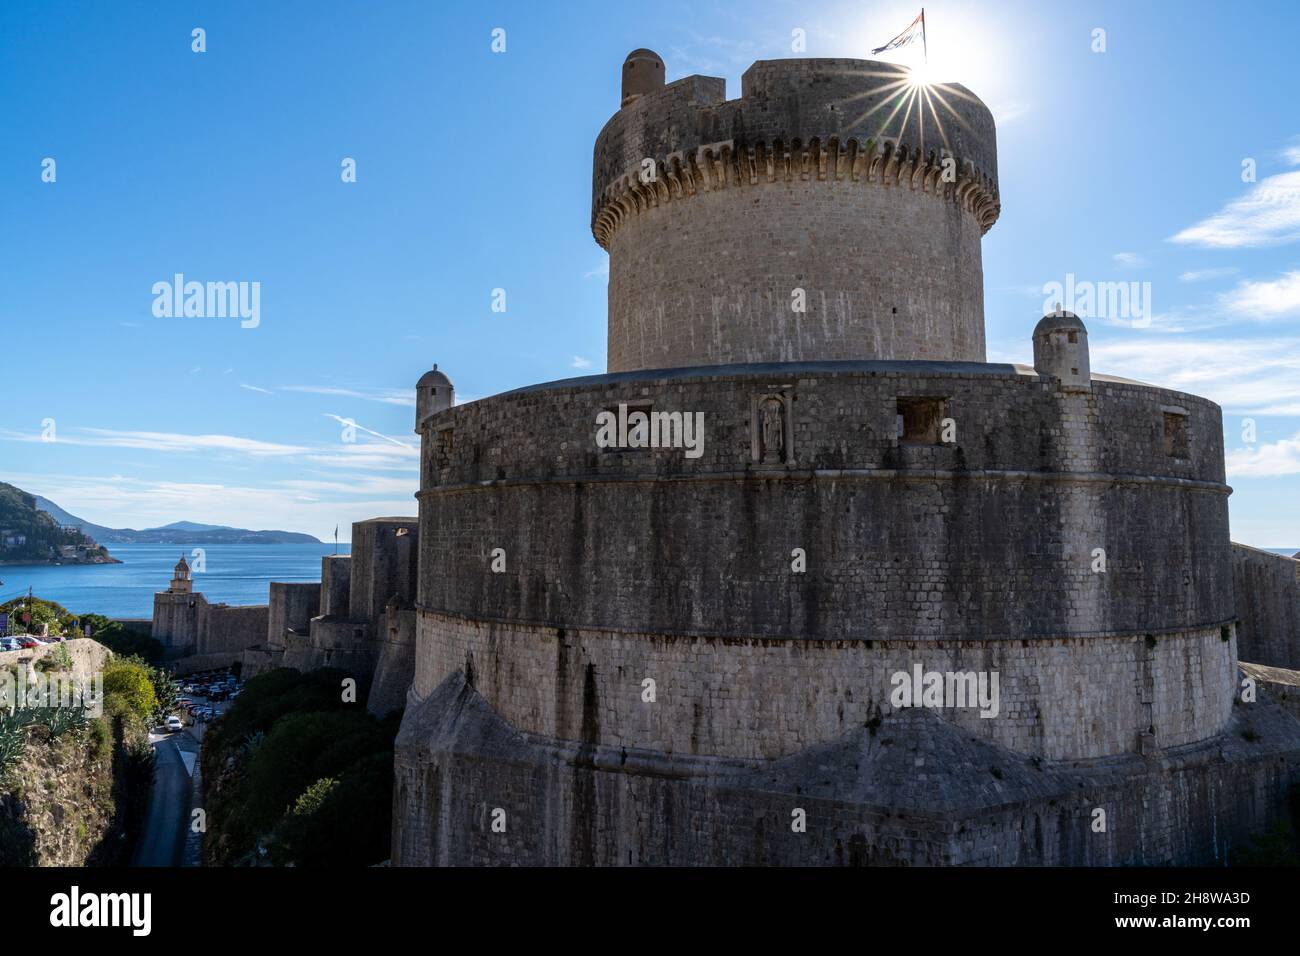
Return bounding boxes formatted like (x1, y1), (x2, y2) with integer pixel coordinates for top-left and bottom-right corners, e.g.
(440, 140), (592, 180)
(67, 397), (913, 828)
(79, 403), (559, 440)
(0, 554), (122, 567)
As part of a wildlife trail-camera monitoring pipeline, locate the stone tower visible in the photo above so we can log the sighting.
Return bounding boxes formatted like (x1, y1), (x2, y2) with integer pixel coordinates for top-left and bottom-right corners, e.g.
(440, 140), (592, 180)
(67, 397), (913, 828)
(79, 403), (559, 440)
(394, 51), (1300, 867)
(593, 55), (1000, 372)
(168, 554), (192, 594)
(620, 48), (664, 107)
(414, 364), (454, 432)
(1033, 310), (1091, 389)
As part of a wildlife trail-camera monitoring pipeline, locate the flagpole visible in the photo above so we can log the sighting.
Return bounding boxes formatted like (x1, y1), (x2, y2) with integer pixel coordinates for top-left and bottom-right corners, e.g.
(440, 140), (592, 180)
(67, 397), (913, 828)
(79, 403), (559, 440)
(922, 8), (928, 65)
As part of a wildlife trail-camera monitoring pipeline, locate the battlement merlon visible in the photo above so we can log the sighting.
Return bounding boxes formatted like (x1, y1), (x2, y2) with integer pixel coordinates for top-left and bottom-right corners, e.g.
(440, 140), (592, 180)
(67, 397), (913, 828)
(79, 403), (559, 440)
(592, 56), (1001, 246)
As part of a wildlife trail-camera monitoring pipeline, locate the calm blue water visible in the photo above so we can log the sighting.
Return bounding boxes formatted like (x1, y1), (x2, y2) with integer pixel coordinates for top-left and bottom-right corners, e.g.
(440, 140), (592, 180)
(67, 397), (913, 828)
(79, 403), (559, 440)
(0, 543), (351, 618)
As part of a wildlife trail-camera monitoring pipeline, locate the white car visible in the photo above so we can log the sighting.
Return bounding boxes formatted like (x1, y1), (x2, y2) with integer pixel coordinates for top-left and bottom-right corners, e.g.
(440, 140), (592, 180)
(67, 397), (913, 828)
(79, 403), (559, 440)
(165, 716), (184, 733)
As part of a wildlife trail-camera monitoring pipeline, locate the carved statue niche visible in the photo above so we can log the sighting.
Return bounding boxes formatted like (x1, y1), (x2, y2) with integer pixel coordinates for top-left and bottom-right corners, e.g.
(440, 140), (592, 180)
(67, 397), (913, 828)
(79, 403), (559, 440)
(751, 390), (794, 465)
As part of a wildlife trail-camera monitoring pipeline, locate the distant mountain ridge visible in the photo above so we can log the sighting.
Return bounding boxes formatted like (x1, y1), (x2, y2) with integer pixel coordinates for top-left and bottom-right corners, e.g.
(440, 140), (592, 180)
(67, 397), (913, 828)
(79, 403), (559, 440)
(32, 494), (321, 544)
(0, 482), (118, 564)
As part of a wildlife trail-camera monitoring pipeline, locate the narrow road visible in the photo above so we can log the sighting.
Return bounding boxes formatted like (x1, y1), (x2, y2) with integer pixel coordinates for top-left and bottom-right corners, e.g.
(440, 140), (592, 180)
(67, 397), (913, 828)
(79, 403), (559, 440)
(132, 731), (197, 867)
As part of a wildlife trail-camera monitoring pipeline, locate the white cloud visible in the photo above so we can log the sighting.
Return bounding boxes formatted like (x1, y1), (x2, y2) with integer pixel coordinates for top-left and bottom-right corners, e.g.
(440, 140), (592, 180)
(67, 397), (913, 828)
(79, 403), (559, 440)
(1179, 267), (1239, 283)
(278, 385), (415, 407)
(1226, 432), (1300, 478)
(240, 383), (273, 394)
(1088, 336), (1300, 416)
(571, 356), (592, 369)
(0, 427), (307, 456)
(0, 425), (418, 470)
(321, 414), (413, 450)
(988, 99), (1030, 124)
(1218, 271), (1300, 320)
(1113, 252), (1146, 268)
(1171, 161), (1300, 248)
(5, 471), (417, 541)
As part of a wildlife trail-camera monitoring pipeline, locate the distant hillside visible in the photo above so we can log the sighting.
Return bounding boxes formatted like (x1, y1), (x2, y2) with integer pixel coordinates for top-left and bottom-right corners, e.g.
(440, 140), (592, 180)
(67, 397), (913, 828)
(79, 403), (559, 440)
(31, 494), (321, 545)
(0, 483), (117, 564)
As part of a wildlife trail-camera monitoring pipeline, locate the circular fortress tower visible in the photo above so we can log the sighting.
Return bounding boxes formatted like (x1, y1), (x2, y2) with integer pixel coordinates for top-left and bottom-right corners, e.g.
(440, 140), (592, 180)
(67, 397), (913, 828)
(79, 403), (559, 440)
(594, 55), (1000, 371)
(396, 55), (1244, 867)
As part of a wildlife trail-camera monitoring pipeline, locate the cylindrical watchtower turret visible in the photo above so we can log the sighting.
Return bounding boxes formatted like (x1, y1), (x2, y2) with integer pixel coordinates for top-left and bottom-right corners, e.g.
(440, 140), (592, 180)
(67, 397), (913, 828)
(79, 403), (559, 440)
(415, 364), (454, 433)
(1033, 311), (1091, 389)
(620, 48), (664, 108)
(593, 55), (1001, 372)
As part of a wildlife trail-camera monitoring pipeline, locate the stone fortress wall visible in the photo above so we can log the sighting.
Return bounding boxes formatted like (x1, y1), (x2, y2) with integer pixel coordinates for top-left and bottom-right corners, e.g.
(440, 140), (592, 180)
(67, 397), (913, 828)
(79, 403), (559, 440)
(594, 60), (999, 372)
(136, 48), (1300, 866)
(151, 589), (202, 651)
(266, 582), (320, 649)
(1233, 543), (1300, 669)
(153, 519), (419, 709)
(278, 519), (418, 700)
(411, 364), (1234, 765)
(392, 49), (1300, 866)
(152, 589), (269, 661)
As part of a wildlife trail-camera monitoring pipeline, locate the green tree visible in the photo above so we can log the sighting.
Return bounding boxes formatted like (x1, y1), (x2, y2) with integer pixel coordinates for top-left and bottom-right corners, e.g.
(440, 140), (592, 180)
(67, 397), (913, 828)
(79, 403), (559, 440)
(101, 660), (158, 720)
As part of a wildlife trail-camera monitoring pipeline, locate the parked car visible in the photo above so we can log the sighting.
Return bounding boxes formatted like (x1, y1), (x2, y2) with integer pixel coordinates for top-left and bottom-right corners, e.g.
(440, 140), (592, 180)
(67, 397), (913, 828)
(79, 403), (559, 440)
(16, 636), (41, 649)
(176, 697), (194, 708)
(165, 716), (183, 733)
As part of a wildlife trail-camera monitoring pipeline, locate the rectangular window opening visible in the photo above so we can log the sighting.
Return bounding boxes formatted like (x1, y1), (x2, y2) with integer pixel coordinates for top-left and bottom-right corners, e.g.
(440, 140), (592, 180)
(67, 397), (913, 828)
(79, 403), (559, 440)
(896, 397), (950, 444)
(1163, 411), (1189, 458)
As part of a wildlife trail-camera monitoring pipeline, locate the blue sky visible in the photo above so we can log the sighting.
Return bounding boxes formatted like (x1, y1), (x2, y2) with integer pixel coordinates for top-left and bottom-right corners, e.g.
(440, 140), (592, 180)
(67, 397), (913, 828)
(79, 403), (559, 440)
(2, 0), (1299, 545)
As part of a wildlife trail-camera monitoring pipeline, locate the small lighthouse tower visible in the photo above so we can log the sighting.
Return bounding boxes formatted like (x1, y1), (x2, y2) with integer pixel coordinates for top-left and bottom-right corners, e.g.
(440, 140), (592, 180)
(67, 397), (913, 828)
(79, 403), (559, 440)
(168, 554), (193, 594)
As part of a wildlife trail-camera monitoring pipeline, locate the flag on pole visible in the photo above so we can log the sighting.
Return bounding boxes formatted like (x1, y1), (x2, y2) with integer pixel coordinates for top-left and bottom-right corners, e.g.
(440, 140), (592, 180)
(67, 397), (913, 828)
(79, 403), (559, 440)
(873, 9), (927, 57)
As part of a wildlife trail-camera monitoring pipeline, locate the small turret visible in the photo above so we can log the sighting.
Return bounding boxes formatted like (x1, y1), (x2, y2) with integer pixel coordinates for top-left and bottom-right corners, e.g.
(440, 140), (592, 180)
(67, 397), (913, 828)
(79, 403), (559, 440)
(169, 554), (192, 593)
(415, 364), (454, 433)
(1033, 310), (1090, 389)
(621, 49), (665, 108)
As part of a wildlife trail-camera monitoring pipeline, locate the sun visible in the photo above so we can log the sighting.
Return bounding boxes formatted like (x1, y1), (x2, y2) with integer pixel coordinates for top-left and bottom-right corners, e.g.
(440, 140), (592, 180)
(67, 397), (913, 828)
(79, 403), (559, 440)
(906, 61), (936, 88)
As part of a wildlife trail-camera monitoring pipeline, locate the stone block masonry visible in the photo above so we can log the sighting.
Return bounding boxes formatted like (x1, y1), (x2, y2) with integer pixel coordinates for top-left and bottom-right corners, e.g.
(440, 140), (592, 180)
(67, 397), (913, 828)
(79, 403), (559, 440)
(267, 582), (320, 649)
(394, 669), (1300, 866)
(594, 59), (999, 371)
(387, 47), (1300, 865)
(415, 611), (1234, 763)
(417, 364), (1231, 651)
(1233, 543), (1300, 669)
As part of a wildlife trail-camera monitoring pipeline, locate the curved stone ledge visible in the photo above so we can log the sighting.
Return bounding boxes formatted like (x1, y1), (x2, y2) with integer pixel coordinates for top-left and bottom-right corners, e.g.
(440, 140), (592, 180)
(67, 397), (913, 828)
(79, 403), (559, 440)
(413, 609), (1236, 762)
(415, 603), (1237, 645)
(419, 467), (1232, 498)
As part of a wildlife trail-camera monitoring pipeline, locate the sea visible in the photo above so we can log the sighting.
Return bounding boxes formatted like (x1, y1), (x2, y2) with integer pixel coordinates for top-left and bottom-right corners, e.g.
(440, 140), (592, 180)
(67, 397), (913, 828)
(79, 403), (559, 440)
(0, 543), (352, 619)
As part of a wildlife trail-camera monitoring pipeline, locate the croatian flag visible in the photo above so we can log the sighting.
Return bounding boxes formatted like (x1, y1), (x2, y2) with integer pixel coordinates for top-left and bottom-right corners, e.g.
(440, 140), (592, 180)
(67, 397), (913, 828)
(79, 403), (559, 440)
(873, 10), (926, 54)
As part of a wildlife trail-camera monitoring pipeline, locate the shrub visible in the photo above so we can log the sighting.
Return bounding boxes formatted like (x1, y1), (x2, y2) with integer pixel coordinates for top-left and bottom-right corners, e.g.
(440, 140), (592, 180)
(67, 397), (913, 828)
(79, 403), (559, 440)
(268, 753), (394, 867)
(101, 660), (158, 721)
(35, 644), (73, 673)
(77, 614), (164, 662)
(85, 717), (112, 759)
(200, 668), (400, 866)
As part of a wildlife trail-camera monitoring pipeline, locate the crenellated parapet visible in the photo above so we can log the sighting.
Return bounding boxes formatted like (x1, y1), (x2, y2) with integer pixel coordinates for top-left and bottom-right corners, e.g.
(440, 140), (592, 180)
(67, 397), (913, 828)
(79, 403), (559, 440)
(592, 56), (1002, 371)
(592, 57), (1000, 246)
